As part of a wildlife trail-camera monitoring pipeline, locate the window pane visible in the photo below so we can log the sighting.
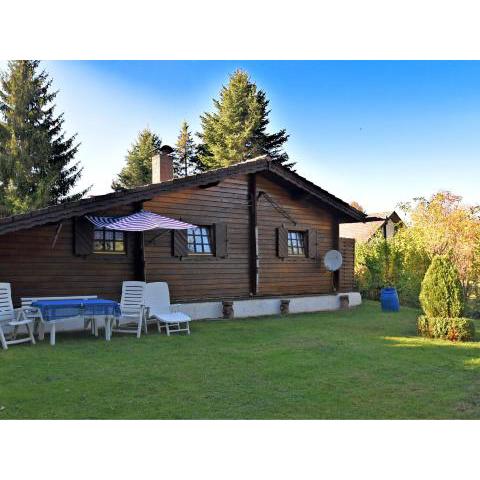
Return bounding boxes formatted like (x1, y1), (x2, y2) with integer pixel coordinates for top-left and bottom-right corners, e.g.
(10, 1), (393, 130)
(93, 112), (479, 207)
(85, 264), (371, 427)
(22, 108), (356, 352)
(288, 231), (305, 256)
(93, 228), (126, 254)
(187, 225), (213, 254)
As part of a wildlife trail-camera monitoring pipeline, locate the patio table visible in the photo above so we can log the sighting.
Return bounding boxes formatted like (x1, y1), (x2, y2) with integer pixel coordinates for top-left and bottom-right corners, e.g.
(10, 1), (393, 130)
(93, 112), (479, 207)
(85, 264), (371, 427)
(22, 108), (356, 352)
(31, 299), (121, 345)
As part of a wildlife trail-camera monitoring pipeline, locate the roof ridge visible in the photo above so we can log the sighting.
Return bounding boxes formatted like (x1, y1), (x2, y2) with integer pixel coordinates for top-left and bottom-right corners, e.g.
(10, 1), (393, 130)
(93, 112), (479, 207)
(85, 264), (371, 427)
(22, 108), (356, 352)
(0, 156), (367, 236)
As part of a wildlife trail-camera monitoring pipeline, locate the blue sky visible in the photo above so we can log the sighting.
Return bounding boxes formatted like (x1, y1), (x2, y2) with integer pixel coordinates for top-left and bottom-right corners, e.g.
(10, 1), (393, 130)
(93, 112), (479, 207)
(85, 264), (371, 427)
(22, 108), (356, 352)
(5, 60), (480, 213)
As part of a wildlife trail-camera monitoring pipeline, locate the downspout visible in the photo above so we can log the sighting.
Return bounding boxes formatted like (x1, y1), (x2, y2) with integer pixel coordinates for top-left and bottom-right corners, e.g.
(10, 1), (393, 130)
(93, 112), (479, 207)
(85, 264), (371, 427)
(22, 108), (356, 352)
(333, 218), (340, 292)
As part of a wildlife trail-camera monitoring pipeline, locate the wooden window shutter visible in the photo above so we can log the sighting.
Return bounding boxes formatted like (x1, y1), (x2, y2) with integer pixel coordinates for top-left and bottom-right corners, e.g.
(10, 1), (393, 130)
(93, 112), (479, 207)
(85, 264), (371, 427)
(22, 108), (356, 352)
(172, 229), (188, 257)
(277, 227), (288, 258)
(74, 217), (94, 256)
(307, 229), (318, 258)
(215, 223), (228, 258)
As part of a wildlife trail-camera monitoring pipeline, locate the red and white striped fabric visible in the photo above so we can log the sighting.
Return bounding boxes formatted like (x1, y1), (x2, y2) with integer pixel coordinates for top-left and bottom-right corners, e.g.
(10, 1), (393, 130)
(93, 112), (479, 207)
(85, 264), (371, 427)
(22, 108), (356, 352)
(86, 210), (196, 231)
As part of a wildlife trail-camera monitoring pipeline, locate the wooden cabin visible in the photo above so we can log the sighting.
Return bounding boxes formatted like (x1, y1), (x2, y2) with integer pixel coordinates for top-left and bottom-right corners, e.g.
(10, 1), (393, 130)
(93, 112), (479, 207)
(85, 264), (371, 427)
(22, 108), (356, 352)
(0, 149), (366, 317)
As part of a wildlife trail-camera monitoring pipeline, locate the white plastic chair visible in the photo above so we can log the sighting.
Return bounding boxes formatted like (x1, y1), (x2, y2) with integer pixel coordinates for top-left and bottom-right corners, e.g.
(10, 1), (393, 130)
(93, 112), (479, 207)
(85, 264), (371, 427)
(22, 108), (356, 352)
(111, 281), (147, 338)
(0, 283), (35, 350)
(145, 282), (191, 335)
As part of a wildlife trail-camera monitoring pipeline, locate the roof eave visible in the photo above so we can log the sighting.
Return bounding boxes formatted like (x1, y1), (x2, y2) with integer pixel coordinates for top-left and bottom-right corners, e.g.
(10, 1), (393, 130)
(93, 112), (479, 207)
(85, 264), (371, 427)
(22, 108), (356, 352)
(0, 157), (367, 235)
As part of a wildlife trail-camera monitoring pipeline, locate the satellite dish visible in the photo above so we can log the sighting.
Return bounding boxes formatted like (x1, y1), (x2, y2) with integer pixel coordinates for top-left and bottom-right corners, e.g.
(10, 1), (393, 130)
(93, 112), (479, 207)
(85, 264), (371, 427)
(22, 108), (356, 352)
(324, 250), (343, 271)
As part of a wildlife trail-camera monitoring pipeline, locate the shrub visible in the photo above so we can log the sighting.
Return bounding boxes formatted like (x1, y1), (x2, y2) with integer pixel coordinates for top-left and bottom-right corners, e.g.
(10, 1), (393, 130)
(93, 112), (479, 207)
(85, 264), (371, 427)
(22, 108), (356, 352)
(417, 315), (475, 342)
(355, 229), (430, 307)
(419, 255), (464, 318)
(416, 315), (430, 337)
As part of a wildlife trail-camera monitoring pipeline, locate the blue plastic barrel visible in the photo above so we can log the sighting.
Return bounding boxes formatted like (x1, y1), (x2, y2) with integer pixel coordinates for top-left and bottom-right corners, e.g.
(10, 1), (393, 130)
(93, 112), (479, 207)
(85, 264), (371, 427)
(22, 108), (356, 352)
(380, 287), (400, 312)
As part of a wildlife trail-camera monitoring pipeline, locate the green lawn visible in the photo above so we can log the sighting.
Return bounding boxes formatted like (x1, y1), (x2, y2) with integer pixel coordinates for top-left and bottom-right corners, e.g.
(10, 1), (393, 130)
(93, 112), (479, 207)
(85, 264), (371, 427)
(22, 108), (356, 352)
(1, 300), (480, 419)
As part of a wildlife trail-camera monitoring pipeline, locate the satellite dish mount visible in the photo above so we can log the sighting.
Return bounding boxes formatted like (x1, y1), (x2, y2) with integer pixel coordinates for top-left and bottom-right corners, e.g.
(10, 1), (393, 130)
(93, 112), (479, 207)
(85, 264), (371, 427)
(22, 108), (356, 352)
(323, 250), (343, 292)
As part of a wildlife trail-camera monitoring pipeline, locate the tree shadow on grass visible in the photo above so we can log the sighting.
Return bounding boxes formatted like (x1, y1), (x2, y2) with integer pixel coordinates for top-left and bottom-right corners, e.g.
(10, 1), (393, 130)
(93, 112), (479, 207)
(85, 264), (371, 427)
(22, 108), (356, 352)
(383, 335), (480, 352)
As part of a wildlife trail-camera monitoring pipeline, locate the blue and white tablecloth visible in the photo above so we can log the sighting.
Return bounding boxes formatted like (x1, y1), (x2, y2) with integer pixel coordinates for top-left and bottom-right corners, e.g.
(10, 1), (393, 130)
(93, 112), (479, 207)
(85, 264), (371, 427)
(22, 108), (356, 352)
(31, 299), (121, 323)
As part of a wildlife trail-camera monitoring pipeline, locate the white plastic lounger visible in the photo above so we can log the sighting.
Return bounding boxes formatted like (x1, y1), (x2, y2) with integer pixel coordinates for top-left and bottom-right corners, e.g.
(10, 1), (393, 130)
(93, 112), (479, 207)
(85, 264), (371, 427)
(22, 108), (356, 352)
(145, 282), (191, 336)
(112, 281), (147, 338)
(0, 283), (35, 350)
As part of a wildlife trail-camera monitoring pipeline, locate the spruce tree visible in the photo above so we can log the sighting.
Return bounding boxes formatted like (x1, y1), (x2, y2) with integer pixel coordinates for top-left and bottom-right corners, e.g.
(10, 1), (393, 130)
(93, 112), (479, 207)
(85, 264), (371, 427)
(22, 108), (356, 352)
(250, 89), (292, 167)
(198, 70), (291, 170)
(0, 60), (86, 214)
(112, 128), (162, 190)
(173, 121), (200, 177)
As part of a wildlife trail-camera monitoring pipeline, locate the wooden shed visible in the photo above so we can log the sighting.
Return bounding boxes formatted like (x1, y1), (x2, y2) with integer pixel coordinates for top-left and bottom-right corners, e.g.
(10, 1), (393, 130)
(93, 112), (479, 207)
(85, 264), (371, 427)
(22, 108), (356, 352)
(0, 151), (366, 316)
(340, 211), (404, 243)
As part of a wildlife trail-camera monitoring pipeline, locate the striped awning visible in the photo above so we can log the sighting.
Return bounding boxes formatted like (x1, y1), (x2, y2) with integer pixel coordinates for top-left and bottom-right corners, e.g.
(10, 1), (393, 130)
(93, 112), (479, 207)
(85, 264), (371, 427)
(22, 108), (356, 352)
(86, 210), (196, 231)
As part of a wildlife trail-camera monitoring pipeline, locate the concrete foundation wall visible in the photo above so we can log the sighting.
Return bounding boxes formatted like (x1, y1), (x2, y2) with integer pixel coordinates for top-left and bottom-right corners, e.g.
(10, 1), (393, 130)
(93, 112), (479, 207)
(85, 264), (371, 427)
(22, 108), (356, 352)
(4, 292), (361, 335)
(172, 292), (361, 320)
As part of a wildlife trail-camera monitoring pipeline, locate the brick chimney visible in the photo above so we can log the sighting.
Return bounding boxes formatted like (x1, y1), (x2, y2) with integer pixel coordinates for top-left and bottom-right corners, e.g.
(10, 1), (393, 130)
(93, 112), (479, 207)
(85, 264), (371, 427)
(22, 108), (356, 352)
(152, 145), (174, 183)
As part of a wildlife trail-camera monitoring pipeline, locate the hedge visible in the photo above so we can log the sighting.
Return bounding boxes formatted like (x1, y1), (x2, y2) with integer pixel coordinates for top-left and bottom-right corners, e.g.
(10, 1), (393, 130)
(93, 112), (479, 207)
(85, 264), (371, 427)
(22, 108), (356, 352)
(417, 315), (475, 342)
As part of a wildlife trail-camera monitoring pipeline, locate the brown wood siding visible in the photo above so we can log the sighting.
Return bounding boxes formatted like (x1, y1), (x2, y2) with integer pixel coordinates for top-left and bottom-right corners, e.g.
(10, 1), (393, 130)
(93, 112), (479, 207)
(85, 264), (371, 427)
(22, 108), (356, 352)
(0, 173), (358, 306)
(339, 237), (355, 292)
(143, 175), (251, 302)
(0, 206), (137, 306)
(256, 173), (336, 296)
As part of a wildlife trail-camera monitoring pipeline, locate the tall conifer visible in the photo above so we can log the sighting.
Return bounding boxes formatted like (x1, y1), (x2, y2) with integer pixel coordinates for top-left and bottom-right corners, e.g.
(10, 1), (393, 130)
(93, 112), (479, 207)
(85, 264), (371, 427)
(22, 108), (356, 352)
(112, 128), (162, 190)
(0, 60), (86, 214)
(173, 121), (200, 177)
(198, 70), (291, 169)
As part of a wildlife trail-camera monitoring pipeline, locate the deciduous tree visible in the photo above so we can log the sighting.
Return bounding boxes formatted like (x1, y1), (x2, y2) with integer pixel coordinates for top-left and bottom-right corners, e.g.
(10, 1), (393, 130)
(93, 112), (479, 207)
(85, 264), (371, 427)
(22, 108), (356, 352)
(350, 201), (365, 213)
(400, 191), (480, 298)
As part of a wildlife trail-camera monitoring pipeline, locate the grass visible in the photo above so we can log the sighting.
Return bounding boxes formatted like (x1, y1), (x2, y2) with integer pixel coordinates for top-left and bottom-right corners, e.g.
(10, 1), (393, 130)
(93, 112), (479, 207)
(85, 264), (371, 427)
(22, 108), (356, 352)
(1, 300), (480, 419)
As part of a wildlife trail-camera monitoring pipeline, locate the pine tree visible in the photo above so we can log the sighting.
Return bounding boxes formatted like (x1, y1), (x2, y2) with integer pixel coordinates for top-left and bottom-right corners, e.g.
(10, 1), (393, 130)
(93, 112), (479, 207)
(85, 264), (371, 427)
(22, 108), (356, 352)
(0, 60), (86, 214)
(173, 121), (200, 177)
(198, 70), (291, 170)
(112, 128), (162, 190)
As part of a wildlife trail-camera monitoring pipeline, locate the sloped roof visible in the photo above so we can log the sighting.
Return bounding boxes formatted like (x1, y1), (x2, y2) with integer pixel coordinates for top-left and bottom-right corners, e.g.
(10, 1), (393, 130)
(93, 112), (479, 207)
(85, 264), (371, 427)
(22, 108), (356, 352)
(0, 157), (367, 236)
(339, 210), (403, 242)
(368, 211), (403, 224)
(339, 220), (385, 242)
